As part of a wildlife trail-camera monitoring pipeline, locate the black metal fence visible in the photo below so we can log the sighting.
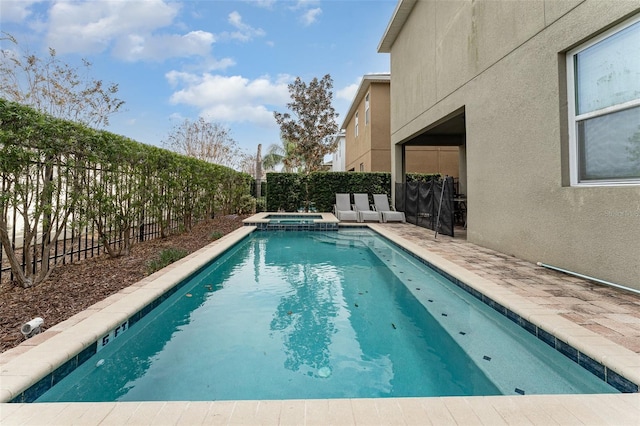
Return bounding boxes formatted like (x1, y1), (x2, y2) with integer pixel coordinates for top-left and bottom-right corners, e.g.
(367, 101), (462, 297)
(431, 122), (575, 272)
(1, 160), (199, 286)
(395, 176), (455, 237)
(0, 99), (253, 287)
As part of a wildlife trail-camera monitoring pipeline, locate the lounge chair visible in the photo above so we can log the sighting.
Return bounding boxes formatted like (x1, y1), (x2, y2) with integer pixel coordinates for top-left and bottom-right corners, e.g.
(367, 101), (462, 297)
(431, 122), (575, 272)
(373, 194), (406, 223)
(353, 193), (381, 222)
(333, 193), (357, 222)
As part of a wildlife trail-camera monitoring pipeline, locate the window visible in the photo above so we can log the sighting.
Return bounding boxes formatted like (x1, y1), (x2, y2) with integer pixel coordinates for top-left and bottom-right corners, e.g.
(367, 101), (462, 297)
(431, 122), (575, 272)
(355, 111), (359, 137)
(359, 163), (364, 171)
(567, 16), (640, 185)
(365, 93), (370, 125)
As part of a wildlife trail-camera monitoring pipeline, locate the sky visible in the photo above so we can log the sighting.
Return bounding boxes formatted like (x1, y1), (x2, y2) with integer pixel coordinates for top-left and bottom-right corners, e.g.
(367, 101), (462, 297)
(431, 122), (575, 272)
(0, 0), (397, 163)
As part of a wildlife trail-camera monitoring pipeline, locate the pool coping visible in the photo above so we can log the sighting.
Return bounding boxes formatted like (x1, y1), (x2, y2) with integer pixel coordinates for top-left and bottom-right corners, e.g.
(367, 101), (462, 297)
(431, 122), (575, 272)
(1, 223), (639, 423)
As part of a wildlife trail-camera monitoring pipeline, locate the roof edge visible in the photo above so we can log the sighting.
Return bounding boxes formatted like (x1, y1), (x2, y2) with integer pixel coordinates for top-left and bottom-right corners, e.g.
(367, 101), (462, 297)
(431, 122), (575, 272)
(340, 74), (390, 130)
(378, 0), (417, 53)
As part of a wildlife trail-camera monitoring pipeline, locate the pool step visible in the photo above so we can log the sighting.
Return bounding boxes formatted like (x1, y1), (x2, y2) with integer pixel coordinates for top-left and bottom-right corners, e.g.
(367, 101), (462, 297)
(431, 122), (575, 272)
(310, 233), (371, 248)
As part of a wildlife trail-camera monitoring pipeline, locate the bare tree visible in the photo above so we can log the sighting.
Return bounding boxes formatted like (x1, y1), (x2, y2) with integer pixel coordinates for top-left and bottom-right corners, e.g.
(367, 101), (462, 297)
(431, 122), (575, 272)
(164, 117), (241, 168)
(0, 32), (124, 128)
(273, 74), (339, 173)
(237, 152), (256, 176)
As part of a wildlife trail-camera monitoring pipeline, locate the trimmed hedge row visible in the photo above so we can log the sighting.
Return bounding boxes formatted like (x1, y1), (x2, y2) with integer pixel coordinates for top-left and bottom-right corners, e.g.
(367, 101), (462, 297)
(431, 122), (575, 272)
(0, 98), (252, 287)
(266, 172), (439, 212)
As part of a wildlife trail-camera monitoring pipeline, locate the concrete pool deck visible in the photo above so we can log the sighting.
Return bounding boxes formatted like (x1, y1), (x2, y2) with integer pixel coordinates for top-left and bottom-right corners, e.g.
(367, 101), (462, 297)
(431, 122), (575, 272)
(1, 221), (639, 424)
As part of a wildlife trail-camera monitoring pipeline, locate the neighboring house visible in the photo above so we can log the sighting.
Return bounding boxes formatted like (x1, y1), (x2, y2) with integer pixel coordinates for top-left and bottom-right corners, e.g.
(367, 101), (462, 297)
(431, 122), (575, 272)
(331, 131), (346, 171)
(341, 74), (459, 176)
(379, 0), (640, 290)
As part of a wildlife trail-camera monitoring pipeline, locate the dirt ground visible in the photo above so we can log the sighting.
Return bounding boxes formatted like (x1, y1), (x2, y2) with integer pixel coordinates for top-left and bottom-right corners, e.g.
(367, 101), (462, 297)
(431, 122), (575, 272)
(0, 215), (248, 353)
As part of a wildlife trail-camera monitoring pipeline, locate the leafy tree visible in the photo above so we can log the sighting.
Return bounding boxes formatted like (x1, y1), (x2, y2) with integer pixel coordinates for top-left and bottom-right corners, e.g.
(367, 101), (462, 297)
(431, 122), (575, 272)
(273, 74), (339, 173)
(82, 134), (149, 258)
(1, 100), (252, 288)
(163, 117), (240, 168)
(0, 32), (124, 128)
(0, 101), (88, 287)
(1, 32), (125, 286)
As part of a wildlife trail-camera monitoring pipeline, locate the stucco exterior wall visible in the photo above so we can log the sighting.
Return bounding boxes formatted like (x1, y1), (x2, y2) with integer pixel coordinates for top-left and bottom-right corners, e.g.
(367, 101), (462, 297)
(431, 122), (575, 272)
(406, 146), (459, 176)
(345, 80), (459, 175)
(386, 0), (640, 289)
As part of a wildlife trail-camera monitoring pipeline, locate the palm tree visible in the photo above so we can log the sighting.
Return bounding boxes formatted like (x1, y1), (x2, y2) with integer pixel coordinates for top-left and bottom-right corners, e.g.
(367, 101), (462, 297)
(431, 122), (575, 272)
(262, 139), (303, 172)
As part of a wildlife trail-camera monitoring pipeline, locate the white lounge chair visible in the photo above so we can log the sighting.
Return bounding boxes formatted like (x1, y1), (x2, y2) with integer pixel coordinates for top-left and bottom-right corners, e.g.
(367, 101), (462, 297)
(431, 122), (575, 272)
(373, 194), (406, 223)
(333, 193), (357, 222)
(353, 193), (381, 222)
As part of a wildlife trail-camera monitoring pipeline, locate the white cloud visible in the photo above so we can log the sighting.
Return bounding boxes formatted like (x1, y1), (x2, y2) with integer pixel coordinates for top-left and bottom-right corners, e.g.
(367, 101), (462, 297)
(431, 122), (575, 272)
(168, 112), (184, 122)
(166, 70), (201, 87)
(0, 0), (41, 23)
(168, 73), (292, 126)
(300, 7), (322, 26)
(291, 0), (320, 10)
(286, 0), (321, 26)
(112, 30), (215, 62)
(336, 78), (361, 102)
(42, 2), (265, 61)
(222, 11), (265, 42)
(46, 0), (180, 55)
(250, 0), (276, 9)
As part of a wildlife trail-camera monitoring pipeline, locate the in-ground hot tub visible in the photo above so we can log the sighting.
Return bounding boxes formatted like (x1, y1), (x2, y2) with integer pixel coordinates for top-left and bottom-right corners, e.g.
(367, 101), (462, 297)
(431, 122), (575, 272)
(265, 214), (322, 224)
(243, 212), (340, 231)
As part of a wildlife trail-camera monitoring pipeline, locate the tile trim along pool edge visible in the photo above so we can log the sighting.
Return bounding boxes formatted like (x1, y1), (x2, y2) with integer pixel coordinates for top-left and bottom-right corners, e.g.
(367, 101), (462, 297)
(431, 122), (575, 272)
(1, 224), (638, 405)
(367, 224), (640, 393)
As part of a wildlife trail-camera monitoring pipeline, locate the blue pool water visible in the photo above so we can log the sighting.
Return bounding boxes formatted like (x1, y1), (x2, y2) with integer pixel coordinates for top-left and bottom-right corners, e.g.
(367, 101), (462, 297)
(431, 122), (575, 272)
(36, 230), (618, 402)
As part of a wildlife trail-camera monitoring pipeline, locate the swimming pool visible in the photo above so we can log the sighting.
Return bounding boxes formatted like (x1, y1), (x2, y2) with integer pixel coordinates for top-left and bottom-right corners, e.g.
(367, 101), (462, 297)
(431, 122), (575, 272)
(34, 230), (617, 402)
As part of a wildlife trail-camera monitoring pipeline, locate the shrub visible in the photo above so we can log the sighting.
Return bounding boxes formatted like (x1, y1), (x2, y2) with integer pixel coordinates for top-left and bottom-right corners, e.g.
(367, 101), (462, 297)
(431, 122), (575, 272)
(255, 197), (266, 213)
(147, 248), (188, 274)
(236, 194), (256, 214)
(210, 231), (224, 240)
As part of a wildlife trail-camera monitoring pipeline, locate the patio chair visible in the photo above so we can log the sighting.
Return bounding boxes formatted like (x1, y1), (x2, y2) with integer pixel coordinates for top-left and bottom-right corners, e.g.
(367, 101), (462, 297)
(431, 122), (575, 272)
(333, 193), (357, 222)
(353, 193), (381, 223)
(373, 194), (406, 223)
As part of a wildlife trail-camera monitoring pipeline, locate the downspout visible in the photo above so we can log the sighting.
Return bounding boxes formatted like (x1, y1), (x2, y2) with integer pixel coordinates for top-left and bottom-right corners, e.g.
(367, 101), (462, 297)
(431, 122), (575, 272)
(536, 262), (640, 296)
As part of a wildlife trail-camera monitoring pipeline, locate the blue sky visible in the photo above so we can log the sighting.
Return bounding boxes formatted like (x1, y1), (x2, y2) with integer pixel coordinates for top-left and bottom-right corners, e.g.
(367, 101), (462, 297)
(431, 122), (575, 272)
(0, 0), (397, 160)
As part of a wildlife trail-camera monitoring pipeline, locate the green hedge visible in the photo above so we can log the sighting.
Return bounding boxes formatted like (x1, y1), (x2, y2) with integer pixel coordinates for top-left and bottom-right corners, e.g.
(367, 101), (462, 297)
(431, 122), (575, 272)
(0, 98), (252, 287)
(266, 171), (439, 212)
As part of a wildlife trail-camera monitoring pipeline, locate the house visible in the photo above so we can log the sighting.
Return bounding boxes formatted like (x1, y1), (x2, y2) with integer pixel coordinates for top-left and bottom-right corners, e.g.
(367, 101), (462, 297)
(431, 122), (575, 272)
(378, 0), (640, 290)
(340, 74), (459, 175)
(331, 131), (346, 171)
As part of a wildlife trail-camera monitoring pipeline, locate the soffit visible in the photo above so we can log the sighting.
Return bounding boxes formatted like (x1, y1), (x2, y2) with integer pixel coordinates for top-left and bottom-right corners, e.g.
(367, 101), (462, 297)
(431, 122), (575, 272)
(378, 0), (418, 53)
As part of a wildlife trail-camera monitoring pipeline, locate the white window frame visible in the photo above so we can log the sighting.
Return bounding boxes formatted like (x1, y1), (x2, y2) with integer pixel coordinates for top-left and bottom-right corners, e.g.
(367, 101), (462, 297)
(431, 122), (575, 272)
(355, 111), (359, 137)
(566, 14), (640, 186)
(365, 93), (370, 125)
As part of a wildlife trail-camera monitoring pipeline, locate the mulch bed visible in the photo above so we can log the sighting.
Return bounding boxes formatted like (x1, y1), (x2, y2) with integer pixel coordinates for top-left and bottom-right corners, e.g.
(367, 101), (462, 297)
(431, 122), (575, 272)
(0, 215), (248, 353)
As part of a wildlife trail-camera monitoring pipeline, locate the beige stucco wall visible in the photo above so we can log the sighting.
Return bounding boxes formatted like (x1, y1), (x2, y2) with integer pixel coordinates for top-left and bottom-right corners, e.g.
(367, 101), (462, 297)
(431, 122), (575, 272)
(345, 81), (459, 175)
(387, 0), (640, 289)
(406, 146), (459, 176)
